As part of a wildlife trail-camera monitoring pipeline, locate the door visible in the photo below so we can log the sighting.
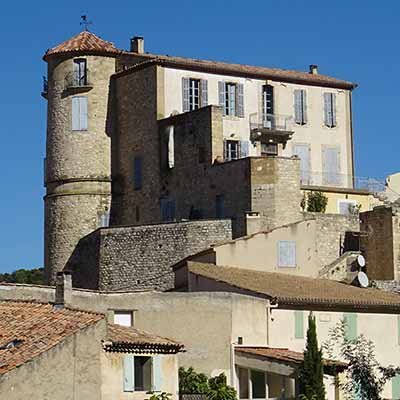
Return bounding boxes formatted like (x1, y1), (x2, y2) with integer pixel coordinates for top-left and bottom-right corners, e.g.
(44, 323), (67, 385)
(322, 147), (341, 186)
(262, 85), (274, 128)
(293, 144), (311, 184)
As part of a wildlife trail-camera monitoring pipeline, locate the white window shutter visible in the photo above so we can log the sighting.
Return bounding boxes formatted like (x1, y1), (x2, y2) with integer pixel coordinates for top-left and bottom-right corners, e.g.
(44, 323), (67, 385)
(182, 78), (190, 112)
(323, 93), (331, 126)
(302, 90), (307, 124)
(167, 125), (175, 169)
(72, 97), (80, 131)
(323, 147), (340, 185)
(331, 93), (336, 127)
(218, 81), (226, 114)
(294, 90), (302, 124)
(79, 97), (88, 130)
(152, 356), (163, 392)
(278, 241), (296, 267)
(236, 83), (244, 117)
(123, 355), (135, 392)
(240, 140), (249, 158)
(200, 80), (208, 107)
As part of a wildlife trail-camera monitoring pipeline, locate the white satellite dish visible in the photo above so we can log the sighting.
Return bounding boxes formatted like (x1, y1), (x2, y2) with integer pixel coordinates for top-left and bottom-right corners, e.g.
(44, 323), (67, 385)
(357, 271), (369, 288)
(357, 254), (366, 268)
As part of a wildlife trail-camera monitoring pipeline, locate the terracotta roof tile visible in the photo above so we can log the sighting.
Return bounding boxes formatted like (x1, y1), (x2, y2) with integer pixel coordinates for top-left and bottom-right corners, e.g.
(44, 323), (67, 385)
(104, 323), (184, 354)
(0, 301), (103, 375)
(44, 31), (120, 60)
(187, 262), (400, 311)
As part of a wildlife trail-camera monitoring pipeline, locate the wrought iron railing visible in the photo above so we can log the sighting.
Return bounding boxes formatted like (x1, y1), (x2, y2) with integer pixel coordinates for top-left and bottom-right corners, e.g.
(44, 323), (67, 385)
(64, 70), (91, 89)
(249, 112), (293, 132)
(300, 171), (386, 192)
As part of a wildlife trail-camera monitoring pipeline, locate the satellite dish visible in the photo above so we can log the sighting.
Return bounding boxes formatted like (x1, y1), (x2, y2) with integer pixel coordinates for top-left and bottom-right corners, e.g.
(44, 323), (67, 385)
(357, 254), (366, 268)
(357, 271), (369, 288)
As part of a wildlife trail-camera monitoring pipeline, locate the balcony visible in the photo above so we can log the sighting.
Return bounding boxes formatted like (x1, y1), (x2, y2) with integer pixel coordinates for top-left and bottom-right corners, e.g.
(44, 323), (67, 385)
(300, 171), (386, 193)
(249, 113), (294, 146)
(41, 76), (48, 99)
(64, 70), (93, 92)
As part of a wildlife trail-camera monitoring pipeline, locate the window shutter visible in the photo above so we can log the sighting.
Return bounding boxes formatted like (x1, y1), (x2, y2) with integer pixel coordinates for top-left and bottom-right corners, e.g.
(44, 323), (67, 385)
(182, 78), (190, 112)
(134, 157), (142, 190)
(323, 147), (340, 185)
(294, 90), (302, 124)
(331, 93), (336, 127)
(302, 90), (307, 124)
(236, 83), (244, 117)
(223, 140), (228, 161)
(323, 93), (330, 126)
(278, 241), (296, 267)
(240, 140), (249, 158)
(167, 125), (174, 169)
(393, 374), (400, 399)
(123, 355), (135, 392)
(218, 81), (226, 114)
(294, 311), (304, 339)
(151, 356), (163, 392)
(72, 97), (80, 131)
(343, 313), (357, 341)
(293, 144), (311, 184)
(79, 97), (88, 130)
(200, 80), (208, 107)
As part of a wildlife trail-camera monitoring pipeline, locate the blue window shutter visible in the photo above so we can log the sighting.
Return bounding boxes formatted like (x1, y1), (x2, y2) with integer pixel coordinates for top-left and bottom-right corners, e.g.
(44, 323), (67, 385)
(134, 157), (142, 190)
(302, 90), (307, 124)
(236, 83), (244, 117)
(152, 356), (163, 392)
(218, 81), (226, 114)
(72, 97), (80, 130)
(293, 144), (311, 184)
(323, 93), (330, 126)
(182, 78), (190, 112)
(294, 311), (304, 339)
(123, 355), (135, 392)
(343, 313), (357, 341)
(79, 97), (88, 130)
(294, 90), (302, 124)
(331, 93), (336, 127)
(392, 374), (400, 399)
(200, 79), (208, 107)
(323, 147), (341, 185)
(240, 140), (249, 158)
(278, 241), (296, 267)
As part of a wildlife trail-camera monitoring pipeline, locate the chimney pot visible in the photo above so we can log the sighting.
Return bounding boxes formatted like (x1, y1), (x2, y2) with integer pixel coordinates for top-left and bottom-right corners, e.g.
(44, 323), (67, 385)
(55, 271), (72, 307)
(309, 64), (318, 75)
(130, 36), (144, 54)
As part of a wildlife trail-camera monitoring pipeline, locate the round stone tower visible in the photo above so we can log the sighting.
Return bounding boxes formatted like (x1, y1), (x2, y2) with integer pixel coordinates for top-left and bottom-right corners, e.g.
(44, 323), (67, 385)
(43, 31), (120, 284)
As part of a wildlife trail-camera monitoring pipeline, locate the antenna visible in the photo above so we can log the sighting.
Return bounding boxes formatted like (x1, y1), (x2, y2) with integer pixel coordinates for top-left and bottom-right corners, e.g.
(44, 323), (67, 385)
(357, 271), (369, 288)
(80, 15), (93, 31)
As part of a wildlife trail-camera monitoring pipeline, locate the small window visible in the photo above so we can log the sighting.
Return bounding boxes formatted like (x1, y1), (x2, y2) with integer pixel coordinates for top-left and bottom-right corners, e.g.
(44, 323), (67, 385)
(73, 58), (88, 86)
(218, 82), (244, 117)
(261, 142), (278, 156)
(71, 96), (88, 131)
(251, 370), (266, 399)
(123, 355), (152, 392)
(225, 83), (237, 116)
(262, 85), (274, 128)
(133, 157), (142, 190)
(160, 198), (176, 222)
(343, 313), (357, 341)
(98, 211), (110, 228)
(216, 194), (225, 219)
(338, 200), (357, 215)
(114, 311), (133, 327)
(278, 240), (296, 268)
(182, 78), (208, 112)
(224, 140), (240, 161)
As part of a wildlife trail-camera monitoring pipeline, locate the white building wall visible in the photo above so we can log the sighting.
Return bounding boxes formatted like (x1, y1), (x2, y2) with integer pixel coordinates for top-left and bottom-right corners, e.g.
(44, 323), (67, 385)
(162, 67), (353, 181)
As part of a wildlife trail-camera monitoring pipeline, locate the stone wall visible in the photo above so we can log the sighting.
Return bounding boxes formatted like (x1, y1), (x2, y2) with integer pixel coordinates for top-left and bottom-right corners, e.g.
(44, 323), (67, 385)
(70, 219), (232, 291)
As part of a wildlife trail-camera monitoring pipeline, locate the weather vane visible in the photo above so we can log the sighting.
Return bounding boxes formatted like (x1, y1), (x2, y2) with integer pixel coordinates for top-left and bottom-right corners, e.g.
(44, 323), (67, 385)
(80, 15), (93, 31)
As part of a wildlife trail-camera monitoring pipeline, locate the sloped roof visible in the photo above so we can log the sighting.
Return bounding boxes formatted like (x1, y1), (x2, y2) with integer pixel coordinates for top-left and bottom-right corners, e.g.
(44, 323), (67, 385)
(120, 52), (356, 90)
(44, 31), (120, 60)
(187, 262), (400, 312)
(104, 323), (184, 354)
(0, 301), (103, 375)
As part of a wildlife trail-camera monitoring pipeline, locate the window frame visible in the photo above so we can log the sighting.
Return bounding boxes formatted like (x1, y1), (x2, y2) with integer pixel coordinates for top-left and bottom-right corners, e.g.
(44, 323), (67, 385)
(277, 240), (296, 268)
(225, 82), (237, 116)
(114, 310), (134, 327)
(188, 78), (200, 111)
(224, 139), (240, 161)
(337, 199), (357, 215)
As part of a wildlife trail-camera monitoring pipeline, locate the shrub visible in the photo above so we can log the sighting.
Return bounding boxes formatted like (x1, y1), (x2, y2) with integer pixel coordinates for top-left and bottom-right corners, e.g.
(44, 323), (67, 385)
(305, 191), (328, 213)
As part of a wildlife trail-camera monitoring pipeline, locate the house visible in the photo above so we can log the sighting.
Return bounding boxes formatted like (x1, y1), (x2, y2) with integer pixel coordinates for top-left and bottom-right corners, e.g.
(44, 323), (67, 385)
(0, 300), (183, 400)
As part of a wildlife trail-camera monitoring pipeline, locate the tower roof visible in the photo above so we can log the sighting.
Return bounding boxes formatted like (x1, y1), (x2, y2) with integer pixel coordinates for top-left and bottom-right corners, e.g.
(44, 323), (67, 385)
(43, 31), (120, 61)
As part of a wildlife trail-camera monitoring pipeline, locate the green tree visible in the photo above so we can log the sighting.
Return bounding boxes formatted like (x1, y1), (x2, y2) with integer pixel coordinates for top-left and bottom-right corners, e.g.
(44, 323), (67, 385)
(0, 268), (44, 284)
(306, 191), (328, 213)
(298, 313), (325, 400)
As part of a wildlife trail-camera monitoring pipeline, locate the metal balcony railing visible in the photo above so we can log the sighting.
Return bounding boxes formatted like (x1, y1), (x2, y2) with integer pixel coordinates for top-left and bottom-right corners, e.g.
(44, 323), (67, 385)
(250, 112), (294, 132)
(300, 171), (386, 192)
(64, 70), (91, 89)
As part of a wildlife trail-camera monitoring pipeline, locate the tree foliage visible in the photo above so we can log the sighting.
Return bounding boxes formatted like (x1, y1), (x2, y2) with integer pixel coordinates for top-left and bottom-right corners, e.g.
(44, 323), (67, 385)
(0, 268), (44, 284)
(301, 191), (328, 213)
(298, 313), (326, 400)
(323, 320), (400, 400)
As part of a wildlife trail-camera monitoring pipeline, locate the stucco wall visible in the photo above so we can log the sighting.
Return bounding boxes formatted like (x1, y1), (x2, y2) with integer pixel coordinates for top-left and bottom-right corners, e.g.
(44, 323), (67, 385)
(0, 320), (106, 400)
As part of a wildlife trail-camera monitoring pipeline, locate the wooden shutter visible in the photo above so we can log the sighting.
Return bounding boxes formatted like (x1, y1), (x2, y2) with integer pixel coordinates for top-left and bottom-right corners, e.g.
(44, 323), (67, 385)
(278, 241), (296, 267)
(223, 140), (228, 161)
(393, 374), (400, 399)
(294, 311), (304, 339)
(79, 97), (88, 130)
(182, 77), (190, 112)
(294, 90), (302, 124)
(123, 355), (135, 392)
(236, 83), (244, 117)
(167, 126), (174, 169)
(200, 79), (208, 107)
(302, 90), (307, 124)
(134, 157), (142, 190)
(322, 147), (340, 185)
(324, 92), (336, 127)
(331, 93), (336, 127)
(72, 97), (80, 130)
(151, 356), (163, 392)
(343, 313), (357, 341)
(218, 81), (226, 114)
(293, 144), (311, 184)
(240, 140), (249, 158)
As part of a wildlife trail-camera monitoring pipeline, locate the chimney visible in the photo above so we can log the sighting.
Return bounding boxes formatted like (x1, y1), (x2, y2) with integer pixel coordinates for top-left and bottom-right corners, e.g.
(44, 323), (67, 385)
(55, 271), (72, 307)
(309, 64), (318, 75)
(130, 36), (144, 54)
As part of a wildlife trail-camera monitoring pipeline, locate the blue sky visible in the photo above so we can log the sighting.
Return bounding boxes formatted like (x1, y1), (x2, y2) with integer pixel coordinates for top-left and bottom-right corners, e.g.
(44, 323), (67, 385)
(0, 0), (399, 272)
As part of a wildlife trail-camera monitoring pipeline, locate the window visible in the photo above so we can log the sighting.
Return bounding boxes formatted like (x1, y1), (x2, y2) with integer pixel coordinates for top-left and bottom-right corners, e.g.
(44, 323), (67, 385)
(71, 96), (88, 131)
(338, 200), (357, 215)
(343, 313), (357, 341)
(238, 368), (249, 399)
(224, 140), (240, 161)
(237, 368), (266, 400)
(278, 240), (296, 268)
(294, 89), (307, 125)
(216, 194), (225, 219)
(294, 311), (304, 339)
(73, 58), (87, 86)
(218, 82), (244, 117)
(251, 370), (266, 399)
(323, 92), (336, 127)
(133, 157), (142, 190)
(262, 85), (274, 128)
(182, 78), (208, 112)
(114, 311), (133, 327)
(393, 374), (400, 400)
(160, 198), (176, 222)
(261, 142), (278, 156)
(98, 211), (110, 228)
(322, 146), (341, 186)
(123, 355), (162, 392)
(293, 143), (311, 184)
